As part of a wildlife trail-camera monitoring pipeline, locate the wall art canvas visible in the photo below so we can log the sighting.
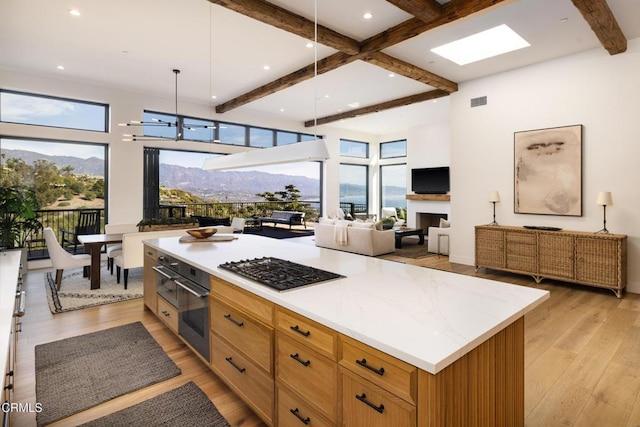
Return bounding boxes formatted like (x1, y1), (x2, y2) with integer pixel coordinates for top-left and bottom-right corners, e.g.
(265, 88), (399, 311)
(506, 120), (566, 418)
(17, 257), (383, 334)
(514, 124), (582, 216)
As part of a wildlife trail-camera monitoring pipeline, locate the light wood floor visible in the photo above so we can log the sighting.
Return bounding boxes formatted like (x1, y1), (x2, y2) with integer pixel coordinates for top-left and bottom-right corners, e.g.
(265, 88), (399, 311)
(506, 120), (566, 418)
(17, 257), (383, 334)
(13, 254), (640, 426)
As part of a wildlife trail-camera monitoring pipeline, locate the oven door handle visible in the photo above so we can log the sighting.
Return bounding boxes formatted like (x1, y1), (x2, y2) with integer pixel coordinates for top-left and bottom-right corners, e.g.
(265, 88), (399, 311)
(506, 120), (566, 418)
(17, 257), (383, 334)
(175, 280), (209, 298)
(153, 265), (174, 280)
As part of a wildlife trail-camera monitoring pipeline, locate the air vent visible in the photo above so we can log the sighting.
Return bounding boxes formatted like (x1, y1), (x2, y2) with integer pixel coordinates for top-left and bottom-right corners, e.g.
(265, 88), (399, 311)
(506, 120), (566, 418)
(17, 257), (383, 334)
(470, 96), (487, 107)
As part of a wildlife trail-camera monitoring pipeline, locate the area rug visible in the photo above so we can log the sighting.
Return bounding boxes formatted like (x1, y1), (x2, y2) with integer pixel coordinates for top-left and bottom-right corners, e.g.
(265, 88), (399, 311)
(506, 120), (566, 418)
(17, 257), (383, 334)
(245, 226), (315, 239)
(35, 322), (181, 426)
(390, 239), (436, 259)
(45, 266), (143, 314)
(79, 382), (230, 427)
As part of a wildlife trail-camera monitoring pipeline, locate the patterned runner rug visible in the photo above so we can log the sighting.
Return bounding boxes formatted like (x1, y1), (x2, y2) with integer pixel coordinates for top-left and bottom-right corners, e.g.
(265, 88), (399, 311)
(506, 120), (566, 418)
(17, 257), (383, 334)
(79, 382), (230, 427)
(44, 266), (143, 313)
(35, 322), (181, 426)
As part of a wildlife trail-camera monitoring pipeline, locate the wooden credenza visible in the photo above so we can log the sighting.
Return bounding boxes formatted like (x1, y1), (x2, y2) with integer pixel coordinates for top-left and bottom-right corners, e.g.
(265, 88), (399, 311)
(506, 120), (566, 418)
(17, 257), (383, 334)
(475, 225), (627, 297)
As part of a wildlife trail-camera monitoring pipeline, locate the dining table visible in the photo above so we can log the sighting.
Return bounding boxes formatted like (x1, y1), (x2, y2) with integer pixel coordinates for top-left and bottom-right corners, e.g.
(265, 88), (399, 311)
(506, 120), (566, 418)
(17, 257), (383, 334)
(78, 233), (123, 290)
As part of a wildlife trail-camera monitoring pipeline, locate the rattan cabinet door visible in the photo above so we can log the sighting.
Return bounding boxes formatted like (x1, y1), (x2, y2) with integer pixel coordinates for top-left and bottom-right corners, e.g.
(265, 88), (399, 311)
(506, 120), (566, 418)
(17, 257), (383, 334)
(506, 231), (537, 272)
(575, 237), (618, 286)
(475, 228), (505, 268)
(538, 233), (574, 279)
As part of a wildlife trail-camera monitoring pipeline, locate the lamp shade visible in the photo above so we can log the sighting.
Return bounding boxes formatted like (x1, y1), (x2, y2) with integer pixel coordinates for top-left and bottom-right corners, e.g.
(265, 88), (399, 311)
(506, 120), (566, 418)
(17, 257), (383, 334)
(488, 191), (501, 203)
(596, 191), (613, 206)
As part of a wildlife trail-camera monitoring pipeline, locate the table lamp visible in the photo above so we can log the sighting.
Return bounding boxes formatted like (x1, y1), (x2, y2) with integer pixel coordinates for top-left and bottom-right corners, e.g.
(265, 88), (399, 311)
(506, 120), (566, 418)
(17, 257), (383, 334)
(596, 191), (613, 233)
(488, 191), (500, 225)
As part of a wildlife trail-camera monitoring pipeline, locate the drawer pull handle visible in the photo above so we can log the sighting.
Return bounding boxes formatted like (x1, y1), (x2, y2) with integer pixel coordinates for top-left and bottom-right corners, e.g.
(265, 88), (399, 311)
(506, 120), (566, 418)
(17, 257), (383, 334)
(224, 314), (244, 327)
(161, 310), (170, 317)
(356, 358), (385, 376)
(355, 393), (385, 414)
(290, 353), (311, 367)
(290, 325), (310, 337)
(290, 408), (311, 425)
(225, 357), (246, 373)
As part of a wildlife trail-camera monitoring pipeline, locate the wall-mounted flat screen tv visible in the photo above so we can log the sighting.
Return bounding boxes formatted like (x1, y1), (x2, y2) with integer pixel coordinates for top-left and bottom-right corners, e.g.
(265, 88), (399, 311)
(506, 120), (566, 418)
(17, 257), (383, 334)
(411, 167), (450, 194)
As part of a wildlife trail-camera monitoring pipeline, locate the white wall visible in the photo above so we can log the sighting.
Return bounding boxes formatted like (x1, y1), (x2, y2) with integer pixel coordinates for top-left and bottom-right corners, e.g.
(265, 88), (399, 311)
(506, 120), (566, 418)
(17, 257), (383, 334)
(448, 37), (640, 293)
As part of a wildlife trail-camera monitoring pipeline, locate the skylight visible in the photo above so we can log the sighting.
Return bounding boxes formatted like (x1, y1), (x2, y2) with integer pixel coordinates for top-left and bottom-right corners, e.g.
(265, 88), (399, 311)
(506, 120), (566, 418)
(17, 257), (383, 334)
(431, 24), (530, 65)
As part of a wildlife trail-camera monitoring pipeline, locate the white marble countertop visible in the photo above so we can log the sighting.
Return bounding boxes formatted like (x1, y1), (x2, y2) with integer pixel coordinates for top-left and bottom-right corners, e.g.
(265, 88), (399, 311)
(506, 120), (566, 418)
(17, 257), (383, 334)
(1, 250), (21, 382)
(145, 234), (549, 374)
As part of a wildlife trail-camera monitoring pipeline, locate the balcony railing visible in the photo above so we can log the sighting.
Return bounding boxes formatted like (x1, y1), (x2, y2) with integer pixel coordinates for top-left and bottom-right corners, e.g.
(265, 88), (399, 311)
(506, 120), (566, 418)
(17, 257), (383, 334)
(26, 201), (371, 261)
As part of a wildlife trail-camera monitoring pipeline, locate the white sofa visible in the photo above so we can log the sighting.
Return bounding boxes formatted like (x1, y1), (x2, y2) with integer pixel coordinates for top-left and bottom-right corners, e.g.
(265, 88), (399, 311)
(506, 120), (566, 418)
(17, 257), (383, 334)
(314, 221), (395, 256)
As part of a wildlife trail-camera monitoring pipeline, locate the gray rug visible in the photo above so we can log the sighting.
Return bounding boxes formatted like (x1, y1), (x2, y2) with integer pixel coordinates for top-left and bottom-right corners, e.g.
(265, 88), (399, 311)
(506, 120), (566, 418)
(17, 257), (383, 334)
(35, 322), (181, 426)
(393, 240), (436, 259)
(79, 382), (231, 427)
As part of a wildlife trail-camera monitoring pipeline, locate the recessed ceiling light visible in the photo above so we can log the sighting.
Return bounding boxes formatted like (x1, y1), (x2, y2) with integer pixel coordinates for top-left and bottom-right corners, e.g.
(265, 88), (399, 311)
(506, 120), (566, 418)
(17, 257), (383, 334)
(388, 73), (395, 78)
(347, 102), (360, 108)
(306, 42), (314, 48)
(280, 108), (285, 112)
(431, 24), (530, 66)
(56, 65), (65, 70)
(211, 95), (217, 99)
(263, 65), (270, 70)
(324, 94), (330, 98)
(560, 18), (569, 23)
(69, 9), (80, 16)
(363, 12), (373, 19)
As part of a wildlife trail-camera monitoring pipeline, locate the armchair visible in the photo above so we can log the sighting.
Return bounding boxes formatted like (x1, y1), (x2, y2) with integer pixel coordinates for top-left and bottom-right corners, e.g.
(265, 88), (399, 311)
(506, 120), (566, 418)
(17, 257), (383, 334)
(427, 219), (451, 255)
(381, 207), (405, 227)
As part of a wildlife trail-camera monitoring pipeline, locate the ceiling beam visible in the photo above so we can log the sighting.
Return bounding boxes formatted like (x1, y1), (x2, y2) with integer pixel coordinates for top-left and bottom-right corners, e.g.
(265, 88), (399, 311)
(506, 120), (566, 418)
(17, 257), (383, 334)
(216, 52), (359, 114)
(363, 52), (458, 93)
(385, 0), (443, 23)
(570, 0), (626, 55)
(304, 89), (450, 127)
(207, 0), (360, 55)
(214, 0), (506, 117)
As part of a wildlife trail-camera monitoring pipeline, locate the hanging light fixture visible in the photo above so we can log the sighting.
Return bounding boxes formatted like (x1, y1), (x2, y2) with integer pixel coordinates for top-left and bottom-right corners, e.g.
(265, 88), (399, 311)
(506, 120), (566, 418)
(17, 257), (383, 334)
(119, 69), (215, 141)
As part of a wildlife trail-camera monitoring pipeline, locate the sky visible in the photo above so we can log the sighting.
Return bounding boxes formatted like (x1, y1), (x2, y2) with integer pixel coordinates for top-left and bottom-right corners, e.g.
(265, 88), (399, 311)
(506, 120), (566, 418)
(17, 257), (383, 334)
(1, 139), (105, 159)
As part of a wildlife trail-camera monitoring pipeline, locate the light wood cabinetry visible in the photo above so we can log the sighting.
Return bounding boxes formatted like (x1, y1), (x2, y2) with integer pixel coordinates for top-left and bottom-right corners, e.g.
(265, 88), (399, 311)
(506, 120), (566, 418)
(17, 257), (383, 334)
(275, 307), (338, 426)
(142, 246), (157, 313)
(475, 225), (627, 297)
(156, 297), (178, 333)
(209, 276), (275, 426)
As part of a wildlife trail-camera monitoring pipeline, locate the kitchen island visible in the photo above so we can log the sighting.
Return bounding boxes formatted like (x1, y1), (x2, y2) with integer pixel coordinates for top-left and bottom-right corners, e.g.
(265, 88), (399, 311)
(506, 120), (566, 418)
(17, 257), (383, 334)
(144, 234), (549, 426)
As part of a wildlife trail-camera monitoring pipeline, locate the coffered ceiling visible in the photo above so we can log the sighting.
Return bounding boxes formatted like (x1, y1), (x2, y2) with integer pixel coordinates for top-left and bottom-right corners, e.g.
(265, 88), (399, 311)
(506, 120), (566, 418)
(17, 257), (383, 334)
(1, 0), (638, 135)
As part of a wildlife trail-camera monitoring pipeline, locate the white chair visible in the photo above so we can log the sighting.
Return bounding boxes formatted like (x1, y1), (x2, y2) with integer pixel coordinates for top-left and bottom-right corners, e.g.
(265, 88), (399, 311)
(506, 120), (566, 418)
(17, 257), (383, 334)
(104, 223), (138, 274)
(231, 217), (246, 233)
(43, 227), (92, 290)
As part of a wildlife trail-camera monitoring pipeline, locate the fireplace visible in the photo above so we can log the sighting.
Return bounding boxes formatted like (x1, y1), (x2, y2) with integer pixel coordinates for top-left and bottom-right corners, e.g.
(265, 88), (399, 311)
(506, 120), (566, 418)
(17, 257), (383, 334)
(416, 213), (448, 235)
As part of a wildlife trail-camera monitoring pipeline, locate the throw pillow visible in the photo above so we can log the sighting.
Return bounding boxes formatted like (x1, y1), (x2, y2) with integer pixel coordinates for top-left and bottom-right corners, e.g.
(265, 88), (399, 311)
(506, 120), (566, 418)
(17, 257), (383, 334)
(351, 221), (375, 229)
(374, 220), (383, 231)
(439, 218), (451, 228)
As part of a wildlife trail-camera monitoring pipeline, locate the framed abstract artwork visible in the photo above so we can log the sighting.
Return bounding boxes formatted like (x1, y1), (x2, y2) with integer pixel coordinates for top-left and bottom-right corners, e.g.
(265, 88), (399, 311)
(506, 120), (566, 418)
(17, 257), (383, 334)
(514, 124), (582, 216)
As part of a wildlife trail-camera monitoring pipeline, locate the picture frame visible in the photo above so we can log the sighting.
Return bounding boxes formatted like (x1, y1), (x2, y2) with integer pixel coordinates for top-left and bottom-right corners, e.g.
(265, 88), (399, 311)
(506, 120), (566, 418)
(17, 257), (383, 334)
(514, 124), (582, 216)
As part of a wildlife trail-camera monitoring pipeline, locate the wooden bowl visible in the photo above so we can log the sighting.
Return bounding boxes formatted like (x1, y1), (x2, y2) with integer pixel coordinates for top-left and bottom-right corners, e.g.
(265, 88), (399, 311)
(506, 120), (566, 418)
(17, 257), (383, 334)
(186, 228), (217, 239)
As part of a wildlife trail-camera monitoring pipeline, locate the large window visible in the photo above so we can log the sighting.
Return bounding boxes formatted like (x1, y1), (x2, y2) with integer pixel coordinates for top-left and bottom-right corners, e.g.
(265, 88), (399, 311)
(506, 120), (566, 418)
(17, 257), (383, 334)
(249, 127), (274, 148)
(380, 164), (407, 210)
(380, 140), (407, 159)
(0, 138), (107, 209)
(0, 90), (108, 132)
(340, 139), (369, 158)
(340, 164), (368, 213)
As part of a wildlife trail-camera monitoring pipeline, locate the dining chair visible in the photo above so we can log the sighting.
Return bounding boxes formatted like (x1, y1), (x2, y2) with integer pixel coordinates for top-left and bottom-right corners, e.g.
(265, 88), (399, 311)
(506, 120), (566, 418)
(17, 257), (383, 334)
(231, 217), (246, 233)
(43, 227), (91, 290)
(61, 210), (101, 254)
(104, 223), (138, 274)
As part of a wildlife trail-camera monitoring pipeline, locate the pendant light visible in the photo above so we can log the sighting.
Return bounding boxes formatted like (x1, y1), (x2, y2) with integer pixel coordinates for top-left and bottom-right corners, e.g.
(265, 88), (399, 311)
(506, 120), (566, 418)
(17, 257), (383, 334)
(119, 69), (215, 141)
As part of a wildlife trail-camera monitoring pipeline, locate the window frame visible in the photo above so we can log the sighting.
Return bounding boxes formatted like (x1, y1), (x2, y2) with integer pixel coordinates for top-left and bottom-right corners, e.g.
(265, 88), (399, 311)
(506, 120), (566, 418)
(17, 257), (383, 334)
(0, 89), (109, 133)
(340, 139), (369, 159)
(380, 139), (407, 159)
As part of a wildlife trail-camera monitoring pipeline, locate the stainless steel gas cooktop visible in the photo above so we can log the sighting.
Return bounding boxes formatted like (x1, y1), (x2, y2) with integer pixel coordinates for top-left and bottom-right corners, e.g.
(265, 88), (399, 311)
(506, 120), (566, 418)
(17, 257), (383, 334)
(218, 257), (344, 291)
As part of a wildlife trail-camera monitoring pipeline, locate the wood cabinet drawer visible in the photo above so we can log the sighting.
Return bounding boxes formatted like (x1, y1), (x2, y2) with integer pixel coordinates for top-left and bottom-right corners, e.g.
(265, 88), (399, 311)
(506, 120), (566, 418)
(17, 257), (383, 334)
(143, 245), (157, 262)
(157, 296), (178, 333)
(210, 333), (274, 426)
(211, 297), (273, 373)
(339, 335), (417, 405)
(276, 307), (337, 360)
(210, 276), (274, 326)
(277, 384), (335, 427)
(340, 367), (416, 427)
(276, 334), (338, 420)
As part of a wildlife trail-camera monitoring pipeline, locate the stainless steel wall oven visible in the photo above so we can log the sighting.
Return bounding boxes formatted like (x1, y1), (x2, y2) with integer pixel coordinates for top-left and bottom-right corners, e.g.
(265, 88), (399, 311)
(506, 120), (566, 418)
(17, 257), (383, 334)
(153, 252), (210, 361)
